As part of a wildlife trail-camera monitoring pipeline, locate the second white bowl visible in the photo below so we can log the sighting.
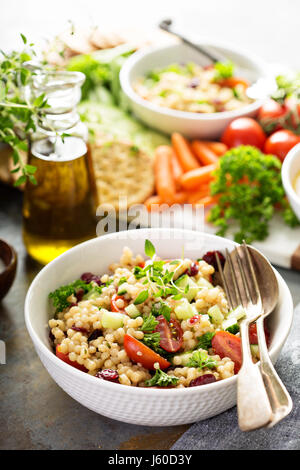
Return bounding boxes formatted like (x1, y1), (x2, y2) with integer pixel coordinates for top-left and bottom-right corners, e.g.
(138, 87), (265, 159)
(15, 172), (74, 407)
(120, 42), (268, 139)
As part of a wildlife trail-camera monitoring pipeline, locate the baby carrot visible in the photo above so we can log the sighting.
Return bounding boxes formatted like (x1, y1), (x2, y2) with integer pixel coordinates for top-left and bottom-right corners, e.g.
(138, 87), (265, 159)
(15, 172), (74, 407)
(171, 149), (184, 185)
(171, 133), (199, 172)
(187, 184), (211, 204)
(194, 141), (228, 156)
(154, 146), (176, 204)
(144, 192), (188, 211)
(191, 141), (219, 165)
(180, 164), (217, 190)
(193, 195), (219, 207)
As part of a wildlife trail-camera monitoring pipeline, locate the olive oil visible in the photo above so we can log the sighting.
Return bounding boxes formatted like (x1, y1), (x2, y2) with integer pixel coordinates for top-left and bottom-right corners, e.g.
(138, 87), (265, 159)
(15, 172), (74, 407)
(23, 136), (98, 265)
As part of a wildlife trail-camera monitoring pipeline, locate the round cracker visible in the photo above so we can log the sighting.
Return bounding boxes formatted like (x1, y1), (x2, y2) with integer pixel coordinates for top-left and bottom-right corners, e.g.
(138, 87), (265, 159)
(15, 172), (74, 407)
(91, 140), (154, 210)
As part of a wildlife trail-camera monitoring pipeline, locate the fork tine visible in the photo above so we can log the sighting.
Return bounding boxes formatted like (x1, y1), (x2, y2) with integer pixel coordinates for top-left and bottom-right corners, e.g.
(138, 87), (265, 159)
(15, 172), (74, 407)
(242, 241), (262, 307)
(225, 248), (243, 308)
(236, 247), (255, 304)
(215, 252), (234, 310)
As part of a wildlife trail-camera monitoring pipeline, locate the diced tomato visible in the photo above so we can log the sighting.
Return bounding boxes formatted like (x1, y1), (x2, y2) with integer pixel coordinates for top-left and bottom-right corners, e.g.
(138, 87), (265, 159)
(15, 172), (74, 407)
(56, 345), (88, 372)
(138, 262), (145, 268)
(212, 331), (242, 373)
(111, 294), (129, 314)
(249, 321), (270, 347)
(218, 77), (250, 89)
(123, 334), (170, 370)
(154, 315), (183, 353)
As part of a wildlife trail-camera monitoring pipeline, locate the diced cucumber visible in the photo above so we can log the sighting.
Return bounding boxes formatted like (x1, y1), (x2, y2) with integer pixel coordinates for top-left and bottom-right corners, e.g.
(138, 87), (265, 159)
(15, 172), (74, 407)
(117, 283), (128, 295)
(222, 317), (239, 331)
(227, 305), (246, 321)
(250, 344), (260, 359)
(125, 303), (141, 318)
(101, 309), (124, 329)
(208, 305), (224, 325)
(174, 298), (197, 320)
(175, 275), (199, 302)
(197, 277), (213, 289)
(171, 347), (207, 366)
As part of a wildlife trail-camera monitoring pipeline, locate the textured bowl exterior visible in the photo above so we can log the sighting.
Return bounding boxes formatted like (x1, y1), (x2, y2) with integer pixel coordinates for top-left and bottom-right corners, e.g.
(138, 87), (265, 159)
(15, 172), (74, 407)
(120, 42), (267, 139)
(25, 229), (293, 426)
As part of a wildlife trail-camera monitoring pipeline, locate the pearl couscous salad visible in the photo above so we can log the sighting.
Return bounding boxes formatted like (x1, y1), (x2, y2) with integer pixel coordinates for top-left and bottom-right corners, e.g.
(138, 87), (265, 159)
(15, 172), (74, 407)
(133, 61), (252, 114)
(49, 239), (266, 388)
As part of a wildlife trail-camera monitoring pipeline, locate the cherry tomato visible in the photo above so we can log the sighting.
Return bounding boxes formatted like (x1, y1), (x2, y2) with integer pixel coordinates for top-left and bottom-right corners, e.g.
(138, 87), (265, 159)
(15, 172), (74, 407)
(221, 117), (266, 150)
(212, 331), (242, 373)
(138, 262), (145, 268)
(218, 77), (250, 89)
(259, 100), (287, 119)
(264, 129), (300, 161)
(111, 294), (129, 314)
(154, 315), (183, 353)
(56, 345), (88, 372)
(249, 322), (270, 347)
(123, 334), (170, 370)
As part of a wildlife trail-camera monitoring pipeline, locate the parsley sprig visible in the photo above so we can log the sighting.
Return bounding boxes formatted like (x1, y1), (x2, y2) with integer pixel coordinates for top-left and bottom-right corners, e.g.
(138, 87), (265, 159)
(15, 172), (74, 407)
(49, 279), (102, 313)
(0, 34), (50, 185)
(196, 332), (215, 350)
(186, 350), (217, 369)
(145, 368), (179, 387)
(208, 146), (299, 243)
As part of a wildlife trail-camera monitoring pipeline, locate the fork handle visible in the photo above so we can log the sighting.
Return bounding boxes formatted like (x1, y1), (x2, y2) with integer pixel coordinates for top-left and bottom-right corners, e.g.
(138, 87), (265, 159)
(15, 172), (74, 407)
(237, 321), (272, 431)
(256, 316), (293, 427)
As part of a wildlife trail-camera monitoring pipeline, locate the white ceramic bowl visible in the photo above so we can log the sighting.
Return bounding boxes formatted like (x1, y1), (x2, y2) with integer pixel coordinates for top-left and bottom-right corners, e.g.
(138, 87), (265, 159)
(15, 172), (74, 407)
(120, 42), (268, 139)
(282, 143), (300, 221)
(25, 228), (293, 426)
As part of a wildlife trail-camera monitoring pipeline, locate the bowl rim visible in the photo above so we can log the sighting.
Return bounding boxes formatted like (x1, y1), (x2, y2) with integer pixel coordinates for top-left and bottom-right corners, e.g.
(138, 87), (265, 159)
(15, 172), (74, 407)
(25, 228), (293, 396)
(282, 142), (300, 206)
(120, 41), (267, 121)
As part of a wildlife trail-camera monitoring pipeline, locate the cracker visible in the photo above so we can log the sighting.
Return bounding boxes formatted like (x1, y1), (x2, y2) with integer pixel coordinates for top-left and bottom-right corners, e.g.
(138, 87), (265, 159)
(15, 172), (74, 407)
(91, 140), (154, 210)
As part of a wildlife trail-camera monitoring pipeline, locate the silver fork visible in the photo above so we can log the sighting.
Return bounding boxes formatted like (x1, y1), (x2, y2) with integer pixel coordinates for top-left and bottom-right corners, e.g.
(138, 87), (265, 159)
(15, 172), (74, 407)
(216, 246), (272, 431)
(242, 244), (293, 428)
(216, 244), (293, 430)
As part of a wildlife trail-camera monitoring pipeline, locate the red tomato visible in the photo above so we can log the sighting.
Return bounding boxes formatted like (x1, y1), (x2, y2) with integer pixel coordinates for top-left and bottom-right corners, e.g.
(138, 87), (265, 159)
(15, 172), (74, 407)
(123, 334), (170, 370)
(138, 262), (145, 268)
(264, 129), (300, 161)
(56, 345), (88, 372)
(258, 99), (287, 125)
(249, 322), (270, 347)
(111, 294), (129, 313)
(154, 315), (183, 353)
(218, 77), (250, 89)
(212, 331), (242, 373)
(221, 117), (266, 150)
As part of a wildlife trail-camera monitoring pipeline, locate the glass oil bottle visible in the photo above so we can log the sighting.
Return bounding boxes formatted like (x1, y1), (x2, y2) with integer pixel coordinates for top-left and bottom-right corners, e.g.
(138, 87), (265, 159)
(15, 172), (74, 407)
(22, 70), (98, 264)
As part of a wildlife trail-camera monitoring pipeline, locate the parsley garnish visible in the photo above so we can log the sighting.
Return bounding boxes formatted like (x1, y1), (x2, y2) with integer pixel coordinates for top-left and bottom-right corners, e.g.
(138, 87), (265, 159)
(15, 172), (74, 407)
(208, 146), (299, 243)
(196, 332), (215, 350)
(140, 313), (158, 332)
(186, 350), (217, 369)
(49, 280), (101, 312)
(145, 368), (179, 387)
(151, 301), (171, 322)
(142, 332), (161, 350)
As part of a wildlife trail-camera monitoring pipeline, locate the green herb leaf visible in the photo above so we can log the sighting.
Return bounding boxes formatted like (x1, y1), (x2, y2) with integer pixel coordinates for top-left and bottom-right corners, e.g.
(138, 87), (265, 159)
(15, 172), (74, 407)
(20, 33), (27, 44)
(134, 290), (149, 305)
(145, 368), (179, 387)
(214, 61), (234, 80)
(186, 350), (217, 369)
(49, 280), (101, 313)
(196, 332), (215, 350)
(144, 239), (155, 259)
(140, 313), (158, 332)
